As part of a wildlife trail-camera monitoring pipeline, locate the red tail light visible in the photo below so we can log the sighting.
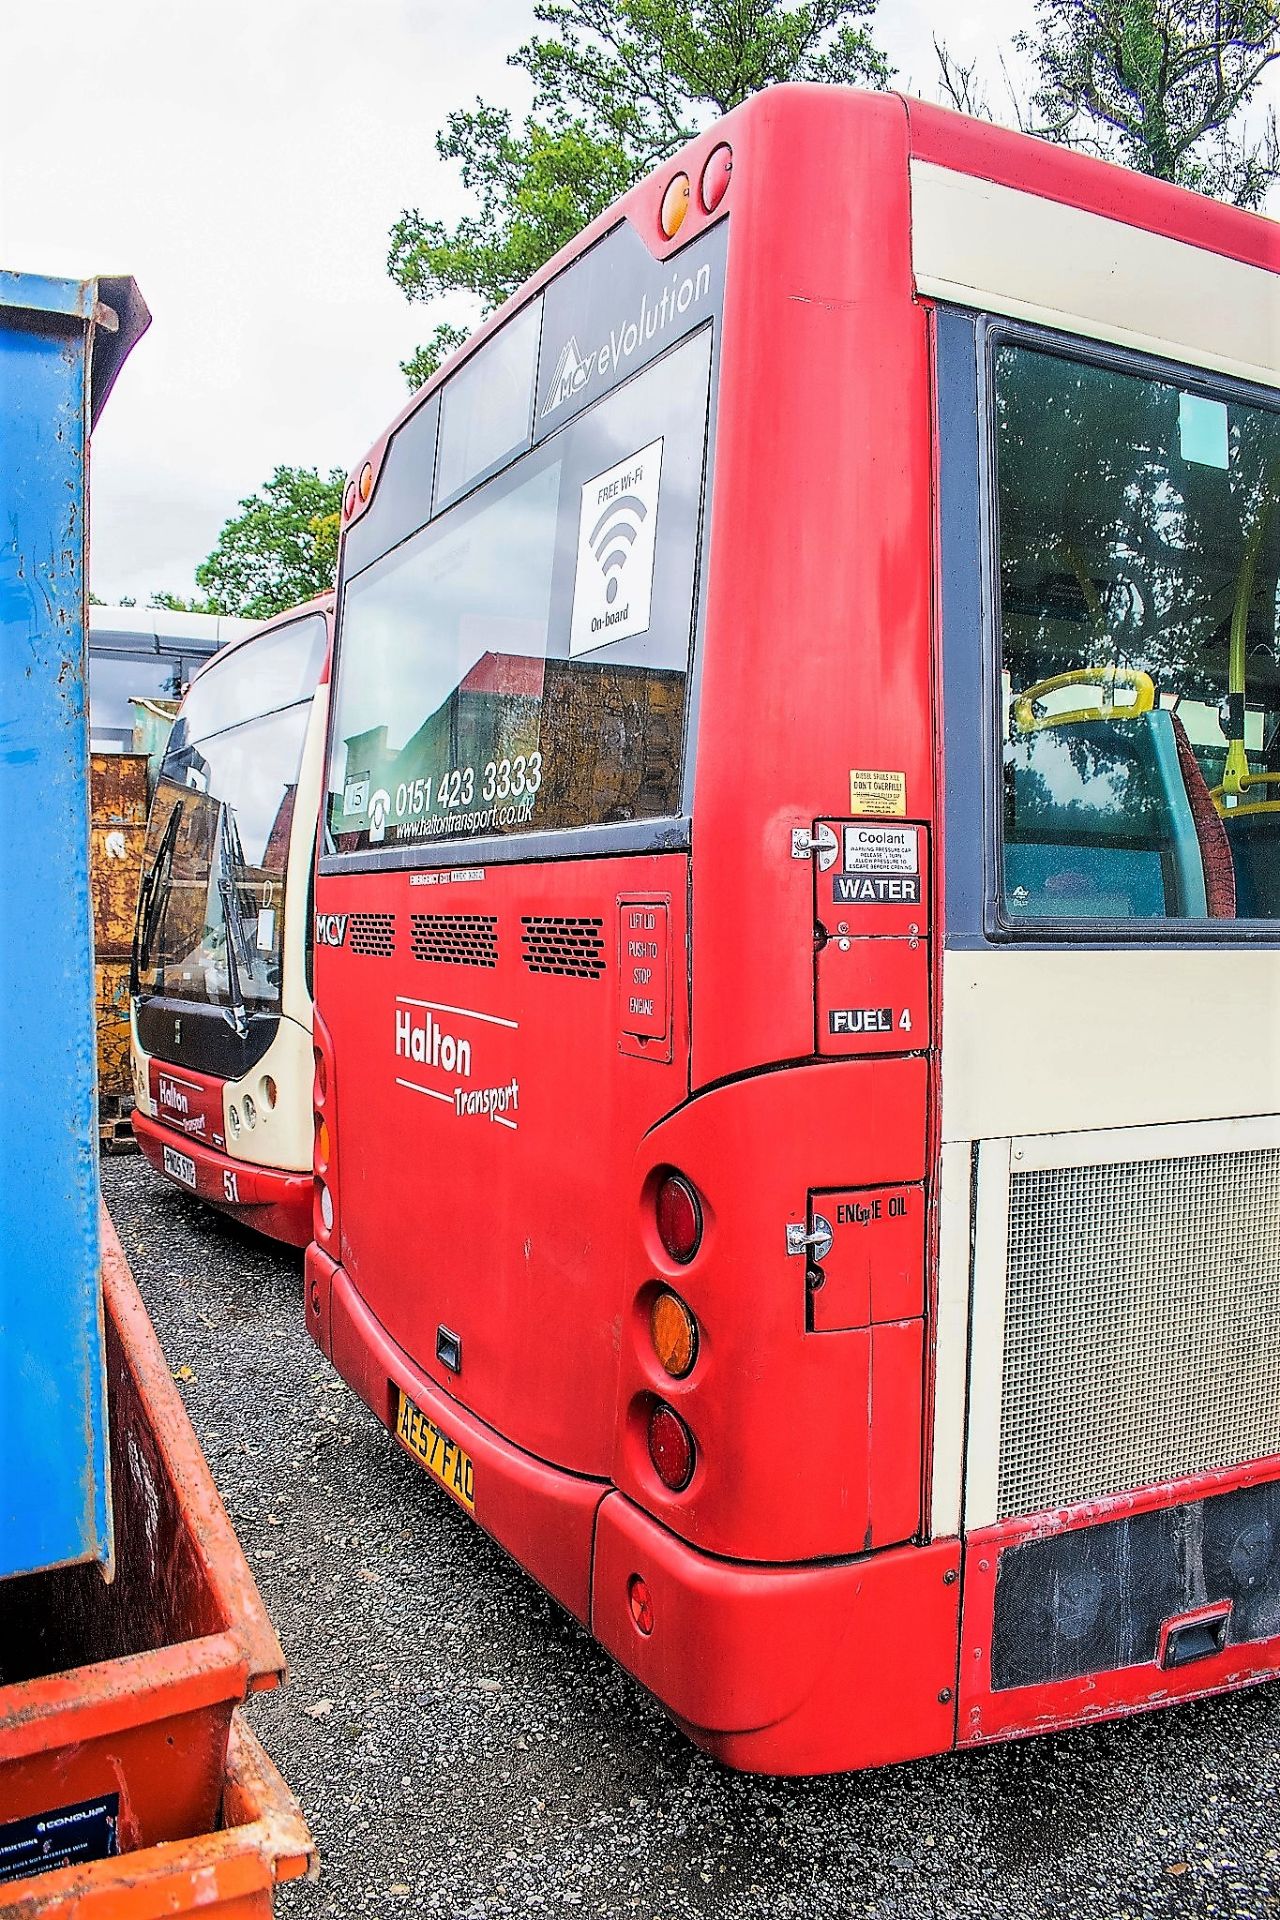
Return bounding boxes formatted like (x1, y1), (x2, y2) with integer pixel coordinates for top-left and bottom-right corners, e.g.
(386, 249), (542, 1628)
(648, 1402), (695, 1491)
(656, 1172), (702, 1264)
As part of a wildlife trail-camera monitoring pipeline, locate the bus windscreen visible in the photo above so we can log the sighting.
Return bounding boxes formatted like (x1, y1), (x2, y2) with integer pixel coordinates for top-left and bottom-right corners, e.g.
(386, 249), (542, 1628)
(134, 612), (326, 1015)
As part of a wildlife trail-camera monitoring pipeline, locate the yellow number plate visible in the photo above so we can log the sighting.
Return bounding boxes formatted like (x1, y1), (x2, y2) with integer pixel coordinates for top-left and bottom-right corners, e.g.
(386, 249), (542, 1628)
(395, 1390), (475, 1512)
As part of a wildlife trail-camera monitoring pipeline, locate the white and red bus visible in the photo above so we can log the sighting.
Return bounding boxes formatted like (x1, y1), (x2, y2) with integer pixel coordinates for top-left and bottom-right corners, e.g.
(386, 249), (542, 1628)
(132, 598), (332, 1246)
(307, 90), (1279, 1773)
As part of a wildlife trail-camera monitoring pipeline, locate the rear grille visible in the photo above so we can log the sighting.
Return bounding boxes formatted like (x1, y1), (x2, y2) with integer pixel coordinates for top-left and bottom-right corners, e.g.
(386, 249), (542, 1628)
(998, 1146), (1280, 1520)
(520, 916), (606, 979)
(348, 912), (395, 957)
(410, 914), (498, 969)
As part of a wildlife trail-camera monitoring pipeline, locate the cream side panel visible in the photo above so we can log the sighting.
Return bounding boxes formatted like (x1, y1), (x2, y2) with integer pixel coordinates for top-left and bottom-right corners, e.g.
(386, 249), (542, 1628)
(941, 948), (1280, 1144)
(928, 1141), (974, 1539)
(910, 159), (1279, 389)
(223, 1014), (313, 1172)
(129, 1004), (152, 1117)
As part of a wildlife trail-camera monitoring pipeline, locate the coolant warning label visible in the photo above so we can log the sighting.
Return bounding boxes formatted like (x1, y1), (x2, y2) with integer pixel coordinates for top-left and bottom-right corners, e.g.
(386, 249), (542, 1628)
(0, 1795), (119, 1884)
(834, 824), (921, 906)
(570, 439), (663, 657)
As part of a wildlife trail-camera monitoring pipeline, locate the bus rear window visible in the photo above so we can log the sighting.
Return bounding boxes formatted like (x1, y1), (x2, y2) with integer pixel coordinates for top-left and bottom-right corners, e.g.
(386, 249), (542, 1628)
(326, 329), (713, 855)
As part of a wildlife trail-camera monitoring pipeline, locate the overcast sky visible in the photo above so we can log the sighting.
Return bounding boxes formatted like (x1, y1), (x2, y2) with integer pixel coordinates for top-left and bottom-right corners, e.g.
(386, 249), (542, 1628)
(1, 1), (1274, 604)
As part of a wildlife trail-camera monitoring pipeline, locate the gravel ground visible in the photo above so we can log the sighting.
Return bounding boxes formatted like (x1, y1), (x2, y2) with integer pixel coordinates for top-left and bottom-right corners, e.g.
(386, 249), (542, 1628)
(102, 1155), (1280, 1920)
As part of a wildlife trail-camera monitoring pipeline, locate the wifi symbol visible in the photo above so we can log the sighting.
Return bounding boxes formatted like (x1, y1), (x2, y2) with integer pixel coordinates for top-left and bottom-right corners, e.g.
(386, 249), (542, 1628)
(590, 493), (648, 604)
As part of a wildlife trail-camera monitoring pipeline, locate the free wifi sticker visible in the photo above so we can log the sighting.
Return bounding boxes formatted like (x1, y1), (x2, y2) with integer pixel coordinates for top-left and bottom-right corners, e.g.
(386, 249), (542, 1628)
(570, 438), (663, 657)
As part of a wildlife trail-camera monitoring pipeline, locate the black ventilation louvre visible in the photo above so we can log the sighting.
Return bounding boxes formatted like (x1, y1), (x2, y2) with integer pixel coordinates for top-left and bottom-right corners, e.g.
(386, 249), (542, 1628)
(520, 916), (606, 978)
(349, 912), (395, 957)
(411, 914), (498, 969)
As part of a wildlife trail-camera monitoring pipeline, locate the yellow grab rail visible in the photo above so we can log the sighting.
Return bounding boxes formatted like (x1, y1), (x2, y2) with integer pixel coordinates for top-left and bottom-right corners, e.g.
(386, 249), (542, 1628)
(1210, 770), (1280, 819)
(1011, 666), (1156, 735)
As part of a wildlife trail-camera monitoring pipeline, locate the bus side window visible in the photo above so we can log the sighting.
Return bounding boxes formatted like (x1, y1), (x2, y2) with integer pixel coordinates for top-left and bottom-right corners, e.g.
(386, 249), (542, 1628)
(993, 338), (1279, 927)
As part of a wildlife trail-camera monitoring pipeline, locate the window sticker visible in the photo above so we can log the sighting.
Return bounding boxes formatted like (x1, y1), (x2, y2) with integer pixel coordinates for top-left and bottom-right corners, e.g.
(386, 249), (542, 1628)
(1178, 392), (1229, 470)
(570, 438), (663, 657)
(849, 769), (907, 817)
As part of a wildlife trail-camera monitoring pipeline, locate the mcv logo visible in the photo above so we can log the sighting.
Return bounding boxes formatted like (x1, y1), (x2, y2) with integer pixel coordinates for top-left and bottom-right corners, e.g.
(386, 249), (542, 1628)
(315, 913), (349, 947)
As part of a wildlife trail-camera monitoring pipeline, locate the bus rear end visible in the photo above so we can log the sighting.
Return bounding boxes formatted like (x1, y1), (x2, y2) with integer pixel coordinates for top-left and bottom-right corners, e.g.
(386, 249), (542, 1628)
(310, 89), (1279, 1772)
(132, 600), (332, 1245)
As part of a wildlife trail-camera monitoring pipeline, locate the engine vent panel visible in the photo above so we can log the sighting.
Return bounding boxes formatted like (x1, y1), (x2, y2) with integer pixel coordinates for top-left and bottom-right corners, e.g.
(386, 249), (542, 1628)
(520, 916), (606, 979)
(348, 912), (396, 958)
(997, 1145), (1280, 1520)
(410, 914), (498, 969)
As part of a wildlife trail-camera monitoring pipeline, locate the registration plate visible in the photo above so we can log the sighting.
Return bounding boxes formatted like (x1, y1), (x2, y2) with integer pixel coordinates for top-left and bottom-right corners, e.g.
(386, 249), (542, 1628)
(162, 1144), (197, 1190)
(395, 1390), (474, 1512)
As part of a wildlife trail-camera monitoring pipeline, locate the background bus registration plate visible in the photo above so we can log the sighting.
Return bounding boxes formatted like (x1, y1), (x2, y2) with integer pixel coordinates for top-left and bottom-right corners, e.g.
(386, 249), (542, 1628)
(162, 1144), (197, 1189)
(395, 1391), (474, 1512)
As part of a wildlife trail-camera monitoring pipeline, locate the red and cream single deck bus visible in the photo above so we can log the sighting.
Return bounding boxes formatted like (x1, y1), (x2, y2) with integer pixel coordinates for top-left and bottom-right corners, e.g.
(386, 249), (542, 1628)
(132, 598), (332, 1246)
(307, 90), (1279, 1773)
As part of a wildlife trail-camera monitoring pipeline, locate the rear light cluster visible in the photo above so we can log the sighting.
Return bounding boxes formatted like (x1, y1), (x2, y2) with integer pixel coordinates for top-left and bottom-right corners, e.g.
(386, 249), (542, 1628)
(644, 1169), (706, 1494)
(658, 143), (732, 240)
(343, 461), (374, 521)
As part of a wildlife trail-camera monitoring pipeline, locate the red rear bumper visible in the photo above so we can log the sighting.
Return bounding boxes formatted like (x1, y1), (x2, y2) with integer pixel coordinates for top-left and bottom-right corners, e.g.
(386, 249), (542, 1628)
(133, 1110), (312, 1248)
(314, 1251), (962, 1773)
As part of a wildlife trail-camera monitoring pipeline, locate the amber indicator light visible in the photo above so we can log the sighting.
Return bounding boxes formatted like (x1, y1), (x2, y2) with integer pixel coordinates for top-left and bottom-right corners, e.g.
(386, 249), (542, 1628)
(358, 461), (374, 501)
(650, 1290), (698, 1378)
(316, 1117), (331, 1167)
(659, 172), (691, 239)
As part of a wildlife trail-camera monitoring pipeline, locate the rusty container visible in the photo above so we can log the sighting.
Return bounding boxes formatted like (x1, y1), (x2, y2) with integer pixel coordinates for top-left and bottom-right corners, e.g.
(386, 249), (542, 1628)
(89, 753), (149, 1114)
(0, 1714), (315, 1917)
(0, 1212), (287, 1867)
(129, 697), (181, 797)
(89, 754), (148, 955)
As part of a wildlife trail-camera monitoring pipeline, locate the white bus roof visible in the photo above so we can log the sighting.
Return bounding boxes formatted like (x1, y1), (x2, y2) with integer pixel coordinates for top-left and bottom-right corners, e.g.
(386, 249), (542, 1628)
(89, 605), (254, 653)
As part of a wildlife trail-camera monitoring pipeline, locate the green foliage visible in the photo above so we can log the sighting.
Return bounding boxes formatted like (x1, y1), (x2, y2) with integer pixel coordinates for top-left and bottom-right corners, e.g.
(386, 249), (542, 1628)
(1014, 0), (1280, 206)
(148, 590), (217, 614)
(389, 0), (893, 388)
(193, 465), (344, 621)
(519, 0), (893, 165)
(389, 116), (632, 319)
(400, 322), (472, 391)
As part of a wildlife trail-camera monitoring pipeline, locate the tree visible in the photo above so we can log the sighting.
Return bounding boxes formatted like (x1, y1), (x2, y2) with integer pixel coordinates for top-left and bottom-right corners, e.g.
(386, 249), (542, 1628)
(192, 466), (344, 620)
(389, 0), (893, 385)
(938, 2), (1280, 209)
(148, 590), (217, 614)
(1016, 0), (1280, 206)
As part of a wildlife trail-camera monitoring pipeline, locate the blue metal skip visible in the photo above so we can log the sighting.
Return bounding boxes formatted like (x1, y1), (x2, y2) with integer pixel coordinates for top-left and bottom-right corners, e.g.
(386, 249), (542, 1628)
(0, 271), (150, 1581)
